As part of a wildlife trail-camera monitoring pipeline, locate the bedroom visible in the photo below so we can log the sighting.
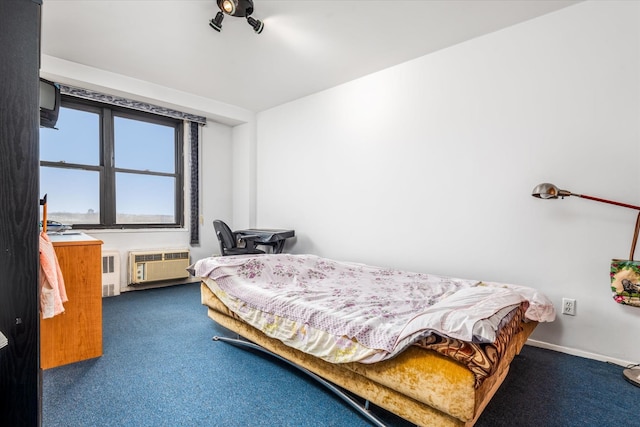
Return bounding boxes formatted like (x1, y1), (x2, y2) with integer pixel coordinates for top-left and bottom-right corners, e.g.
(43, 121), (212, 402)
(1, 0), (639, 425)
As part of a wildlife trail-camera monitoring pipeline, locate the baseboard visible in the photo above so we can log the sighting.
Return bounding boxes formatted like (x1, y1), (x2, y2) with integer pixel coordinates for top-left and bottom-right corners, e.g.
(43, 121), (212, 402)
(526, 339), (635, 367)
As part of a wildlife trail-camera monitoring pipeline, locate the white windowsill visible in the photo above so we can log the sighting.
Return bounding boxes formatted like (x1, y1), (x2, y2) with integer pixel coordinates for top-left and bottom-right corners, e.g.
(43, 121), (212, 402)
(69, 227), (189, 235)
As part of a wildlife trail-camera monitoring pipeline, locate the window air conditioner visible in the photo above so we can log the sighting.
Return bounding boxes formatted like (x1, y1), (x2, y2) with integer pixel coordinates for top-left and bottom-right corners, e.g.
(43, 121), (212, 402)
(128, 250), (190, 285)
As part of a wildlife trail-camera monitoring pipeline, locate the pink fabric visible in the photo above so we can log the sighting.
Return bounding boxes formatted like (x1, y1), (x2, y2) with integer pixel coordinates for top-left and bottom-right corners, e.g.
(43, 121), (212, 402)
(39, 232), (68, 318)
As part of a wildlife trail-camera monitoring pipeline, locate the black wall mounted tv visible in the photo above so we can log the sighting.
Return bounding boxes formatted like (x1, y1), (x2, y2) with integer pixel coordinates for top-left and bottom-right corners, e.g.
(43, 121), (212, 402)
(39, 78), (60, 129)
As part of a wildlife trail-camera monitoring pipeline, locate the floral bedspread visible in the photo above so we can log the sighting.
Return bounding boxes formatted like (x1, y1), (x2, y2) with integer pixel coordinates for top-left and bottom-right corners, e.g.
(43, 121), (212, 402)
(192, 254), (555, 363)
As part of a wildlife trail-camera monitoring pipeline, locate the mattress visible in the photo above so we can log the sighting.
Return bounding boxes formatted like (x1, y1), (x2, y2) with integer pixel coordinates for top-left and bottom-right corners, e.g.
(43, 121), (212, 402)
(201, 283), (538, 426)
(191, 254), (553, 362)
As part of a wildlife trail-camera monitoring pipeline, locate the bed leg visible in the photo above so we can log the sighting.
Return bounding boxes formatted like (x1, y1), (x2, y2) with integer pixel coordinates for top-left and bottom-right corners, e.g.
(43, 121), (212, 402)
(212, 335), (389, 427)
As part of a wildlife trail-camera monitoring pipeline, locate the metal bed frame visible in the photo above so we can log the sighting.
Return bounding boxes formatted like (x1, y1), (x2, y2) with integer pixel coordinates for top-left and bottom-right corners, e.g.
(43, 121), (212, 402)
(213, 335), (390, 427)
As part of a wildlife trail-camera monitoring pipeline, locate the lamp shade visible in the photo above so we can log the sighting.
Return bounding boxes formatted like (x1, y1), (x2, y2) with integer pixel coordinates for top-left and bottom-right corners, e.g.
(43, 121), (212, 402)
(218, 0), (254, 17)
(531, 183), (572, 199)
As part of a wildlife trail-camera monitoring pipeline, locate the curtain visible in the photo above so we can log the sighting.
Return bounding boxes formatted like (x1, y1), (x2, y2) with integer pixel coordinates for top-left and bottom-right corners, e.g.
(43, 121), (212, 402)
(189, 122), (201, 245)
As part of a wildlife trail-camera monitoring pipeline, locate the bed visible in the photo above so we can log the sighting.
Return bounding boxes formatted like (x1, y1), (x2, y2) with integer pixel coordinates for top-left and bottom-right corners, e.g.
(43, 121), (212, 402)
(193, 254), (555, 426)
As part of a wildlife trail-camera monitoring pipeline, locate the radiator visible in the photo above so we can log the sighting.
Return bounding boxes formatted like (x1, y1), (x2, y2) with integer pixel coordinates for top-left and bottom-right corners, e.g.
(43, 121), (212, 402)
(129, 249), (190, 285)
(102, 251), (121, 297)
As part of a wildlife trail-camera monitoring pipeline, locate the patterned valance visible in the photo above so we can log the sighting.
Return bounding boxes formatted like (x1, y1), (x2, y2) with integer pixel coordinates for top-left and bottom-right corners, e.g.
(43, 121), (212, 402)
(60, 84), (207, 125)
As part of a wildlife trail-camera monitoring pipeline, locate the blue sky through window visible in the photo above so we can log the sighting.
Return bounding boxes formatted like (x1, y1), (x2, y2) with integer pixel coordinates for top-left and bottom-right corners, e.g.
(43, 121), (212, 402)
(40, 106), (178, 223)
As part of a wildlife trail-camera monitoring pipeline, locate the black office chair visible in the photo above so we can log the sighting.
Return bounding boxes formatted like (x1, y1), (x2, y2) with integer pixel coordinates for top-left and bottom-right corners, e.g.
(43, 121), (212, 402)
(213, 220), (265, 256)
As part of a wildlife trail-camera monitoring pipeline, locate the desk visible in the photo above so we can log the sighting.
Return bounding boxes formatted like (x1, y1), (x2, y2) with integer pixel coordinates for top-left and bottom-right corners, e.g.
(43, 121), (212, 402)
(235, 229), (295, 254)
(40, 233), (103, 369)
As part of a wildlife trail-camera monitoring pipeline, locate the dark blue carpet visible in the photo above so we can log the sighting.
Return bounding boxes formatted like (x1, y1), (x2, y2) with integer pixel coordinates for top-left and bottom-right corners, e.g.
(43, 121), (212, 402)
(42, 283), (639, 426)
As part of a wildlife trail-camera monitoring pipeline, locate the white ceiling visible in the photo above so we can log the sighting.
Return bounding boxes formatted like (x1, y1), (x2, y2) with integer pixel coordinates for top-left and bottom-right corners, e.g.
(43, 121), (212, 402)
(41, 0), (580, 113)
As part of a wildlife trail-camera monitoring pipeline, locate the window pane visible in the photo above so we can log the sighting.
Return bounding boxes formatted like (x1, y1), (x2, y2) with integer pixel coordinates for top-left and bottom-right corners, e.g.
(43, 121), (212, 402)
(40, 167), (100, 224)
(114, 116), (175, 173)
(116, 172), (175, 224)
(40, 107), (100, 165)
(39, 96), (183, 229)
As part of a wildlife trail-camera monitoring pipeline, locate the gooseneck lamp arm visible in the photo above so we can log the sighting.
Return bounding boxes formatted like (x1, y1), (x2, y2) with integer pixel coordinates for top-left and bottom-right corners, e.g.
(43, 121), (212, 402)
(531, 183), (640, 211)
(532, 182), (640, 388)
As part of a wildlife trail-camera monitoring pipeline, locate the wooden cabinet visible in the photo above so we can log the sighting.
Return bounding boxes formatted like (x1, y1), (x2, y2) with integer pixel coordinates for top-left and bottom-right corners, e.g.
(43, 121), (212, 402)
(40, 233), (103, 369)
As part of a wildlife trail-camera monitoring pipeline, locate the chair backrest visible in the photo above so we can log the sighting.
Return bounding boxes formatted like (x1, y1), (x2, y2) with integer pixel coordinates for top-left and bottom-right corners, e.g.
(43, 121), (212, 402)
(213, 220), (236, 254)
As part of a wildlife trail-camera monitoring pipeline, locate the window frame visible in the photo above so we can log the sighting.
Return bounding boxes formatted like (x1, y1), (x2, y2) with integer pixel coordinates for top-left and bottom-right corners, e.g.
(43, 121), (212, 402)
(40, 95), (185, 229)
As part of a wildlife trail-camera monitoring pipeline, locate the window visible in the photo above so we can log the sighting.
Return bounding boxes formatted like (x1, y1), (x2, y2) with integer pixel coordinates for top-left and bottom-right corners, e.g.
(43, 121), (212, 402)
(40, 96), (184, 229)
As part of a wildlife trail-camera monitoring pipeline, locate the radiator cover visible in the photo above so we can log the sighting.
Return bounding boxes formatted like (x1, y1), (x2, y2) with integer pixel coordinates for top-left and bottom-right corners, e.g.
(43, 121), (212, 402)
(102, 250), (121, 297)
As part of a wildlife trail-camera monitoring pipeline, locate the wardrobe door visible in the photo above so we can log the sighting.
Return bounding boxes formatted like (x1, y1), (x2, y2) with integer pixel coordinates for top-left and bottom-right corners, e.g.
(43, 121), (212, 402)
(0, 1), (42, 425)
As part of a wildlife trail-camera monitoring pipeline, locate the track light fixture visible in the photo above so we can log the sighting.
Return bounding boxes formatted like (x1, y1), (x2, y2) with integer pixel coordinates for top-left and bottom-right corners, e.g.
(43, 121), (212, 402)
(209, 0), (264, 34)
(246, 16), (264, 34)
(209, 11), (224, 32)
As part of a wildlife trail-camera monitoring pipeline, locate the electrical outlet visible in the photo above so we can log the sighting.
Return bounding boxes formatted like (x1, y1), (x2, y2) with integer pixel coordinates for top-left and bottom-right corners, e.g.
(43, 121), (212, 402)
(562, 298), (576, 316)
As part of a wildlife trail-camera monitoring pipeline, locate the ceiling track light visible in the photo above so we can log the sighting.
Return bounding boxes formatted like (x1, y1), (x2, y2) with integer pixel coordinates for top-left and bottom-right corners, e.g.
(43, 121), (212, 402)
(210, 0), (264, 34)
(246, 16), (264, 34)
(209, 11), (224, 32)
(221, 0), (237, 15)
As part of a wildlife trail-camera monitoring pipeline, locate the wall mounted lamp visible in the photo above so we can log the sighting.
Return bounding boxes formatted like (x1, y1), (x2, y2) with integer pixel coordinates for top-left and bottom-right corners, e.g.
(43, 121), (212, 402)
(209, 0), (264, 34)
(532, 182), (640, 388)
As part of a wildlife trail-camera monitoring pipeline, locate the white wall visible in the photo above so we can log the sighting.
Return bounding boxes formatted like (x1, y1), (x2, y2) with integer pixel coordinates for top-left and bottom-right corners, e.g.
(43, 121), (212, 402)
(40, 56), (252, 290)
(231, 122), (257, 229)
(255, 1), (640, 364)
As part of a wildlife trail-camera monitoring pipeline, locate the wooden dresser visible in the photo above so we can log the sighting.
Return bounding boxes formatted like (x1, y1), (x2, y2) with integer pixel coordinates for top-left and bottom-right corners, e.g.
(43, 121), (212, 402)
(40, 233), (103, 369)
